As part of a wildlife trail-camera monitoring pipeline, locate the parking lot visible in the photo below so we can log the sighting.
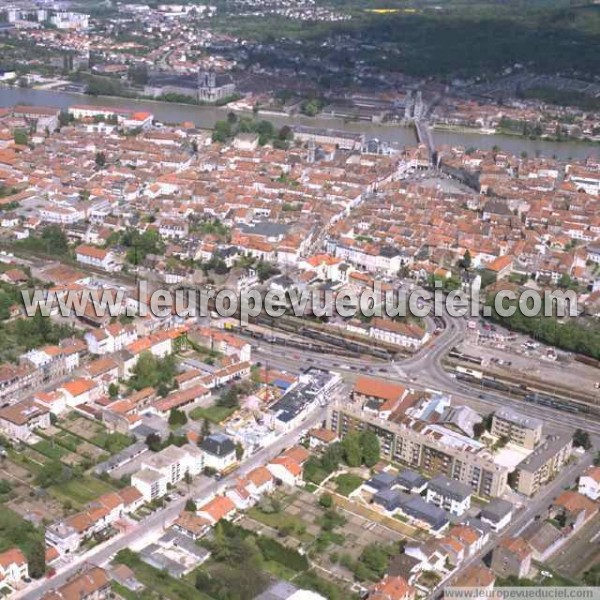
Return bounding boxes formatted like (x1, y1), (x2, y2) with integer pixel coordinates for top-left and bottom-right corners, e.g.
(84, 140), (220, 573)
(458, 323), (600, 397)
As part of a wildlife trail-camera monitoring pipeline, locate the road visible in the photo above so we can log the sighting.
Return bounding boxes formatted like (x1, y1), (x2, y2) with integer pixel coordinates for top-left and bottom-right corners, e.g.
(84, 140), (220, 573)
(548, 513), (600, 577)
(254, 313), (600, 436)
(432, 449), (594, 598)
(17, 405), (330, 599)
(22, 311), (599, 597)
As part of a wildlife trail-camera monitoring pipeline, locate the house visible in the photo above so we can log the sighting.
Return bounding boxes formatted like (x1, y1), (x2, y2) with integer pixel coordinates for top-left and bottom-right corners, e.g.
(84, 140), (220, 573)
(369, 575), (415, 600)
(59, 377), (99, 407)
(75, 244), (119, 272)
(445, 563), (495, 600)
(267, 455), (303, 487)
(550, 491), (598, 531)
(370, 318), (429, 350)
(396, 470), (428, 494)
(404, 539), (449, 573)
(426, 475), (472, 516)
(172, 512), (211, 540)
(43, 566), (111, 600)
(448, 524), (486, 556)
(199, 433), (237, 472)
(578, 466), (600, 501)
(520, 520), (562, 562)
(139, 530), (210, 578)
(485, 255), (514, 280)
(491, 537), (532, 579)
(479, 498), (514, 533)
(308, 427), (338, 448)
(118, 486), (144, 514)
(0, 547), (28, 588)
(244, 466), (276, 496)
(197, 495), (236, 524)
(0, 398), (50, 442)
(353, 376), (408, 417)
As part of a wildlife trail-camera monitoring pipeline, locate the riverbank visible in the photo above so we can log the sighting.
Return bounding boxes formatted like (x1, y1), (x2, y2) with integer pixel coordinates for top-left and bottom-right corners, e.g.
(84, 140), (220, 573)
(0, 84), (598, 160)
(433, 122), (600, 146)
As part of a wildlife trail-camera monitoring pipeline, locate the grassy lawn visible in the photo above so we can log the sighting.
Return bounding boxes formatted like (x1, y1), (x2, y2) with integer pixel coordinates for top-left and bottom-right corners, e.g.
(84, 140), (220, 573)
(54, 431), (82, 451)
(334, 473), (363, 497)
(189, 405), (236, 424)
(90, 431), (133, 454)
(49, 475), (116, 508)
(33, 440), (67, 460)
(246, 506), (312, 542)
(263, 559), (298, 581)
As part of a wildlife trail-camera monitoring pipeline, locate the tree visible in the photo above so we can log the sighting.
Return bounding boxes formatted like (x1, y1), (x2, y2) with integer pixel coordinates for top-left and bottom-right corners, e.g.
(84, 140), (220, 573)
(235, 442), (244, 461)
(108, 383), (119, 399)
(35, 461), (72, 488)
(95, 151), (106, 169)
(168, 408), (188, 427)
(583, 564), (600, 587)
(128, 352), (176, 391)
(27, 540), (46, 578)
(460, 250), (472, 270)
(573, 429), (591, 450)
(321, 443), (343, 472)
(359, 431), (380, 468)
(473, 421), (486, 438)
(13, 129), (28, 146)
(145, 432), (162, 452)
(319, 493), (333, 509)
(201, 418), (211, 438)
(185, 498), (197, 512)
(218, 385), (241, 409)
(342, 432), (362, 467)
(356, 543), (389, 580)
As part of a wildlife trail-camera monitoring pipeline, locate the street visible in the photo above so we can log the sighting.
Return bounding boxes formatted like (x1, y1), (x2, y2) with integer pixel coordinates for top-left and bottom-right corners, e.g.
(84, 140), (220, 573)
(17, 405), (329, 599)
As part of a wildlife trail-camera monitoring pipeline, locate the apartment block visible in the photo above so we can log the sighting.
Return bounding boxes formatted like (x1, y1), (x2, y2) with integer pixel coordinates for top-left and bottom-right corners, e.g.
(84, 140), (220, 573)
(513, 432), (573, 497)
(491, 408), (542, 450)
(327, 402), (508, 498)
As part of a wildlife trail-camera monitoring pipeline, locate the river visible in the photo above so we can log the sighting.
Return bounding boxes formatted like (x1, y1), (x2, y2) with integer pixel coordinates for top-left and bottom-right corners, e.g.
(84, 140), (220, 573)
(1, 85), (597, 160)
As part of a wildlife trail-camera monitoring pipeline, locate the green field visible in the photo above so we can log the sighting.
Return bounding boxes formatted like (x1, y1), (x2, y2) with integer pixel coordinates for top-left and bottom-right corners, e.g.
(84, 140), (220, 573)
(189, 405), (237, 424)
(49, 475), (117, 508)
(33, 440), (68, 460)
(334, 473), (363, 497)
(90, 431), (133, 454)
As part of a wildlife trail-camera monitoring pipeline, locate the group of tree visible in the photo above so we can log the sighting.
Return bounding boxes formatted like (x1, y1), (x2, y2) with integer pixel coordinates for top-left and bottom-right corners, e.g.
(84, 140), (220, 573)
(202, 520), (309, 595)
(108, 228), (165, 266)
(486, 293), (600, 360)
(144, 430), (188, 452)
(212, 113), (292, 148)
(573, 429), (591, 450)
(341, 430), (380, 468)
(304, 432), (380, 484)
(197, 522), (271, 599)
(16, 225), (70, 256)
(0, 509), (45, 578)
(127, 352), (177, 395)
(168, 408), (188, 427)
